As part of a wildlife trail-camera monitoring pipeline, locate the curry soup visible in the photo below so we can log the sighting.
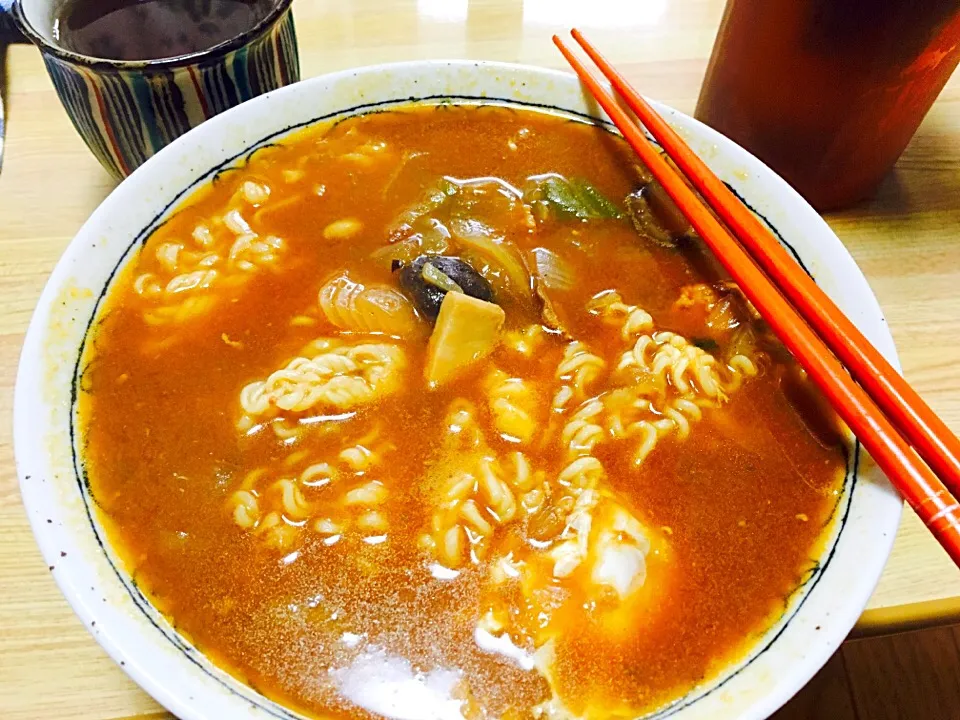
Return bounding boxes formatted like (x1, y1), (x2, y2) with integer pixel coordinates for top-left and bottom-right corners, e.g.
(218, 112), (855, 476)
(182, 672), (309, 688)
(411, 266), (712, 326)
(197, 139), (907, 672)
(79, 105), (846, 719)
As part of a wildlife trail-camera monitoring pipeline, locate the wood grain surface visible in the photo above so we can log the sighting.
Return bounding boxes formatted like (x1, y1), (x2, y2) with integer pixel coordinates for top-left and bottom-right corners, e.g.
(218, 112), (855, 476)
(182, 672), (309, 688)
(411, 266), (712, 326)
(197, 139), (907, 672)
(773, 625), (960, 720)
(841, 626), (960, 720)
(2, 0), (960, 717)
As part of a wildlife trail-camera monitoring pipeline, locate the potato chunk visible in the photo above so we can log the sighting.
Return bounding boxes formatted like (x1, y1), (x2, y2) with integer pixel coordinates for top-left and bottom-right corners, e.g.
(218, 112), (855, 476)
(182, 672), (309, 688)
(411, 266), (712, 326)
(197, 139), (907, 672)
(425, 293), (505, 388)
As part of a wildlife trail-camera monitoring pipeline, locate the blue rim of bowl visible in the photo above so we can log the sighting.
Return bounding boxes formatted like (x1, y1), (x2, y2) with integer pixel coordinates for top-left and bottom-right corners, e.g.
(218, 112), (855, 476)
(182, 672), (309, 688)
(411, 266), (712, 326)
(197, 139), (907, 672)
(69, 94), (860, 720)
(12, 0), (293, 71)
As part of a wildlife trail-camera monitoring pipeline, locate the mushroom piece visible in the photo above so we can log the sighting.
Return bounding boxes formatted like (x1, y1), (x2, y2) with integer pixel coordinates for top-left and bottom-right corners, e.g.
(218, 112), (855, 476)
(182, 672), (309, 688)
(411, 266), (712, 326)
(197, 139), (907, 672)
(397, 255), (495, 322)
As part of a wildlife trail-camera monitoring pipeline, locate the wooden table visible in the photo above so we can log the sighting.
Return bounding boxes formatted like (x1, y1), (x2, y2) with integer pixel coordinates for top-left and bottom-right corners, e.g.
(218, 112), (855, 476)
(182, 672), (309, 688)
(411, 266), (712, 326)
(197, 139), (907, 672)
(2, 1), (960, 717)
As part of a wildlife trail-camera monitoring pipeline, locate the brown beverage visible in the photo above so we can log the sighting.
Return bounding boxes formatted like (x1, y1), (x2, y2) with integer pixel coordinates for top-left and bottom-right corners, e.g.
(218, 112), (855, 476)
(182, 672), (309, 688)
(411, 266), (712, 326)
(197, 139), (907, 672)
(696, 0), (960, 210)
(54, 0), (273, 61)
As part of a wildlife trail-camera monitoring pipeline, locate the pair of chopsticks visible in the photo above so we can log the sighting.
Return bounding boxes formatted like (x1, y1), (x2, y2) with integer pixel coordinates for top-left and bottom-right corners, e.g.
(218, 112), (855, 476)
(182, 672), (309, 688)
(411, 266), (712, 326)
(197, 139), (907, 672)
(554, 31), (960, 566)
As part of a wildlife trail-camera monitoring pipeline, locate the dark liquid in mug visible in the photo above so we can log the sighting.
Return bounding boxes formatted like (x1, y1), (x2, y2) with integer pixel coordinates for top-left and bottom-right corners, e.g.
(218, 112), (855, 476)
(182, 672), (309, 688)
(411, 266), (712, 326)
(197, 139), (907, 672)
(54, 0), (273, 61)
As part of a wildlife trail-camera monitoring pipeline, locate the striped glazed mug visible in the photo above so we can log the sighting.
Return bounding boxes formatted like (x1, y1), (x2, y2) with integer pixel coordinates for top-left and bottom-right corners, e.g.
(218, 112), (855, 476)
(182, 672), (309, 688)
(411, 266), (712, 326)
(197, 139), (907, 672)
(13, 0), (299, 179)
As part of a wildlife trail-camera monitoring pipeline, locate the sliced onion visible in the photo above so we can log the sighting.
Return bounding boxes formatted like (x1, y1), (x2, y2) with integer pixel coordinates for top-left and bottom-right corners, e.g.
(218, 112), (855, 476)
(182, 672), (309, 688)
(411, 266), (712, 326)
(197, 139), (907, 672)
(531, 247), (575, 291)
(421, 262), (464, 294)
(368, 223), (451, 271)
(368, 238), (423, 269)
(449, 217), (532, 300)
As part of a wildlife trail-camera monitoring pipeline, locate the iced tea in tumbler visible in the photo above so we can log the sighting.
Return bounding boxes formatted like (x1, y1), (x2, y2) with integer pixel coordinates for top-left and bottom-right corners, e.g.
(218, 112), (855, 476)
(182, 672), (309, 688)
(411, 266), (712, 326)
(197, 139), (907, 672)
(696, 0), (960, 210)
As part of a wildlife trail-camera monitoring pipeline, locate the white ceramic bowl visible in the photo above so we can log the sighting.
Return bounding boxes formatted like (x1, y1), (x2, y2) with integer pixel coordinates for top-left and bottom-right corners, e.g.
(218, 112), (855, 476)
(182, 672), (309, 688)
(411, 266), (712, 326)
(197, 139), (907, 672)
(15, 60), (902, 720)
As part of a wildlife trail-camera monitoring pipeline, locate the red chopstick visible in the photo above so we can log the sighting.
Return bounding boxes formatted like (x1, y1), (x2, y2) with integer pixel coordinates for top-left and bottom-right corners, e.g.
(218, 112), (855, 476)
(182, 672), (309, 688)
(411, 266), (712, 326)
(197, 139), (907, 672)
(554, 33), (960, 566)
(569, 27), (960, 499)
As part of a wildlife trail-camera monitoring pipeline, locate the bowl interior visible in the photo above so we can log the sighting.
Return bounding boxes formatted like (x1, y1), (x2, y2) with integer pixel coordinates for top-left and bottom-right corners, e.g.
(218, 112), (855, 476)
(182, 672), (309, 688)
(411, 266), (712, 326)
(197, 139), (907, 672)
(14, 60), (902, 720)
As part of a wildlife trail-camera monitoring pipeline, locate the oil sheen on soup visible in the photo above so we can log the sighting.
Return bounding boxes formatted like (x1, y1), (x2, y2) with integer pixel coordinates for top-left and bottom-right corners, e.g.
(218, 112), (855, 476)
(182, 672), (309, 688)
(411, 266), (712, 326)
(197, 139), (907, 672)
(79, 105), (847, 719)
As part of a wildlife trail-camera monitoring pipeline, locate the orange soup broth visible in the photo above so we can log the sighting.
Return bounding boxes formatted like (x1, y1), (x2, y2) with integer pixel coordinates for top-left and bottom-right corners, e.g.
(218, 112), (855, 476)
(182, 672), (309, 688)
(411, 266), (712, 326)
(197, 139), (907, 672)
(79, 105), (847, 718)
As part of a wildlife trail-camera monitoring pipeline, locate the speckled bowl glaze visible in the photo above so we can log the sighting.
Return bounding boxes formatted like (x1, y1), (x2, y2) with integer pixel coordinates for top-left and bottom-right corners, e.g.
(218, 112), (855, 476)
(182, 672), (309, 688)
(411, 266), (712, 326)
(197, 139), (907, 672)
(14, 61), (902, 720)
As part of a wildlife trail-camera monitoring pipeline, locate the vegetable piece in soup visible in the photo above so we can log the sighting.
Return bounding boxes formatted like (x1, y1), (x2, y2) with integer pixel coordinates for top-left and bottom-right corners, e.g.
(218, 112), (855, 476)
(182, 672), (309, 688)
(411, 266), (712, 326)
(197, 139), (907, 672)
(78, 104), (847, 719)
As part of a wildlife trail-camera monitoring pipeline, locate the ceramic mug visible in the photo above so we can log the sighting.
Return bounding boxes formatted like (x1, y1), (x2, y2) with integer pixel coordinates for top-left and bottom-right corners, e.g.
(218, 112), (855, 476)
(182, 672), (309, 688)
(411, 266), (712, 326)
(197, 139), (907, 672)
(12, 0), (299, 179)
